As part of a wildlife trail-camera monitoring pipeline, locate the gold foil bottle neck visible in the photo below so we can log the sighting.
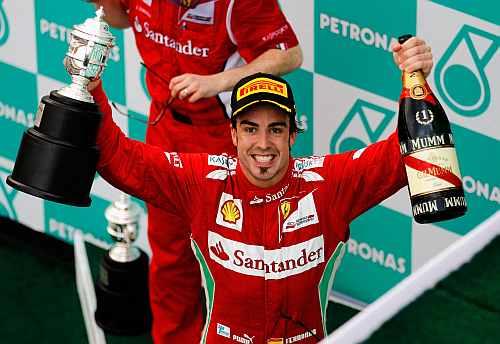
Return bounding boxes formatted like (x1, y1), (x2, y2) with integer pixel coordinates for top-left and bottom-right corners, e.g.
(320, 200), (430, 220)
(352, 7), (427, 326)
(403, 70), (428, 100)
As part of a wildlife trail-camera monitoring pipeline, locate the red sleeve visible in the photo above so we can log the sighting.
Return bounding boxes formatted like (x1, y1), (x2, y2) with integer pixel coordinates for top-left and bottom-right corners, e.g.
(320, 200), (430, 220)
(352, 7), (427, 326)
(230, 0), (299, 62)
(90, 83), (204, 214)
(326, 132), (407, 223)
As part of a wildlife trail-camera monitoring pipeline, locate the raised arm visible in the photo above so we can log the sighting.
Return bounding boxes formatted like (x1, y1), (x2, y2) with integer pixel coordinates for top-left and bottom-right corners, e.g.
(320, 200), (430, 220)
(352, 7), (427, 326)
(327, 132), (407, 223)
(328, 36), (434, 221)
(90, 82), (194, 211)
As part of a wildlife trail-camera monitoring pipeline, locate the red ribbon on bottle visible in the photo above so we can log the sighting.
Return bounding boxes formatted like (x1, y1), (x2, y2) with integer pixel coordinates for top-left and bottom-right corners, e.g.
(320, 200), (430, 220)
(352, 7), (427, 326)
(404, 155), (462, 187)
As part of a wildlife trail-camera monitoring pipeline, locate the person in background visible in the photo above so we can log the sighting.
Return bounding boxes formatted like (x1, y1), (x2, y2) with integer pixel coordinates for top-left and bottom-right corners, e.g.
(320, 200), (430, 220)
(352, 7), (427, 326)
(87, 0), (302, 342)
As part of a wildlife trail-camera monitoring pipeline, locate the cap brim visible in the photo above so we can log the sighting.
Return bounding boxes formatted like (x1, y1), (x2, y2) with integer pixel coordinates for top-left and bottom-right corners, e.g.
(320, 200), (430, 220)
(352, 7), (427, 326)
(232, 99), (292, 118)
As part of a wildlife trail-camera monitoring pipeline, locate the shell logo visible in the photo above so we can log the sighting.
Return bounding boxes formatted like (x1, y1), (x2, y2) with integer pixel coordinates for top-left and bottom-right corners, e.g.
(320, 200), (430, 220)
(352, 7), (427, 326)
(221, 200), (241, 224)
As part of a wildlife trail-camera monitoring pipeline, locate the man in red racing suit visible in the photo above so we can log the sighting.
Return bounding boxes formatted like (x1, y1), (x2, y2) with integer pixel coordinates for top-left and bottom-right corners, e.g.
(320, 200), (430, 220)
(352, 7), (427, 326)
(88, 1), (301, 341)
(91, 71), (410, 343)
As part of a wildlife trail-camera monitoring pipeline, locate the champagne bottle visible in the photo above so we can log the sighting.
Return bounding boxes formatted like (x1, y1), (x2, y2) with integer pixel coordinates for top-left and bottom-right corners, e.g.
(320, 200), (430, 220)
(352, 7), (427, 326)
(397, 34), (467, 224)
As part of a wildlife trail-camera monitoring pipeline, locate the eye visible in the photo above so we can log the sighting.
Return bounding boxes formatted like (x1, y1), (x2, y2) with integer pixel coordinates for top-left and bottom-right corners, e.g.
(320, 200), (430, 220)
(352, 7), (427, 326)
(270, 127), (284, 135)
(244, 126), (257, 134)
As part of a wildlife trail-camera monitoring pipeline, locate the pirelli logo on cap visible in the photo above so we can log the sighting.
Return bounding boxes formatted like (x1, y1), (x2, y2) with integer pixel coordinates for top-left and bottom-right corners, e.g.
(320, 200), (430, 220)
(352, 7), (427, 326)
(236, 77), (288, 101)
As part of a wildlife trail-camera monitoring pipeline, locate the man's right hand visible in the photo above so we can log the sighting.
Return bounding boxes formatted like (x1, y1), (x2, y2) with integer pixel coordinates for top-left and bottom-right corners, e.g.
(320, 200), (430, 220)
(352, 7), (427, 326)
(87, 79), (102, 92)
(86, 0), (130, 28)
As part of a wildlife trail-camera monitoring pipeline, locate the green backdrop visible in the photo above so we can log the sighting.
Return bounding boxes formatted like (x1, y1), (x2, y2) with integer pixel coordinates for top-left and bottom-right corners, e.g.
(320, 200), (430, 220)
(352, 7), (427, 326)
(0, 0), (498, 305)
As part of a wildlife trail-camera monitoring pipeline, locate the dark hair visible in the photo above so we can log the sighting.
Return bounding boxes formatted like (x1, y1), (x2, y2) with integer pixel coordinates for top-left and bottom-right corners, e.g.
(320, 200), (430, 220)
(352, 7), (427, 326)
(230, 105), (304, 135)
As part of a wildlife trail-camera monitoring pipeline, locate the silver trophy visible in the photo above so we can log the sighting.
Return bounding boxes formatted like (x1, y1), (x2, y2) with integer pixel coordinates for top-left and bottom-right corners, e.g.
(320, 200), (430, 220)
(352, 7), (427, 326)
(7, 7), (115, 206)
(105, 193), (141, 263)
(59, 7), (114, 103)
(95, 193), (152, 335)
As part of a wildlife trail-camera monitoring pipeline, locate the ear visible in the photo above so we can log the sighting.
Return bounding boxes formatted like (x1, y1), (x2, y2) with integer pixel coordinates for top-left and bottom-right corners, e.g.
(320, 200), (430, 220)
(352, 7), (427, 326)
(289, 131), (297, 147)
(231, 123), (238, 147)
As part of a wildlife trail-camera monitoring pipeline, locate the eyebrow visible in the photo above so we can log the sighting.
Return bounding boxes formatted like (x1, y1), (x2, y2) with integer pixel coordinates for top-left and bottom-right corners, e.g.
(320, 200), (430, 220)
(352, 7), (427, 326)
(239, 120), (288, 127)
(240, 120), (258, 127)
(269, 121), (288, 127)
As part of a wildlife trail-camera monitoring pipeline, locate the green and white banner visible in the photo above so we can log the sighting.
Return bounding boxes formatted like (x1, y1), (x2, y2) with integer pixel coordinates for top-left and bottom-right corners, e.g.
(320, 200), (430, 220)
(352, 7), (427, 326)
(0, 0), (498, 304)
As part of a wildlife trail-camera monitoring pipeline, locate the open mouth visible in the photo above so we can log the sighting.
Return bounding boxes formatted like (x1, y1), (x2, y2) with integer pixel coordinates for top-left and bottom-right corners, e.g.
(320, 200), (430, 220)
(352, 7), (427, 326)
(251, 154), (276, 167)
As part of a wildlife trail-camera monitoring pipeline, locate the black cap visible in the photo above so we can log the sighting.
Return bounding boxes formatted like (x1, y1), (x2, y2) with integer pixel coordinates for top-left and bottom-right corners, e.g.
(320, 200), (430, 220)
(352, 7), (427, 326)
(231, 72), (296, 119)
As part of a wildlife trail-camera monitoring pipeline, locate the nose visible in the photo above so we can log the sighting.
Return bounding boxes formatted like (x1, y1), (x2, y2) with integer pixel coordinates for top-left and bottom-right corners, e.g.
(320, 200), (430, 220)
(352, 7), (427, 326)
(255, 130), (271, 150)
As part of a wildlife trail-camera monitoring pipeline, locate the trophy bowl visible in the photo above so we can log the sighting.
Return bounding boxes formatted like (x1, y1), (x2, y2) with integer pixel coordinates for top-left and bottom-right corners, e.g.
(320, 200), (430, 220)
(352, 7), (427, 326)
(7, 7), (115, 206)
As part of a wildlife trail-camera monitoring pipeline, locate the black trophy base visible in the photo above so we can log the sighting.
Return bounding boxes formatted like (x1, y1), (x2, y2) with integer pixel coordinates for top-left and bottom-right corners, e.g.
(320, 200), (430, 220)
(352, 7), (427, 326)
(6, 174), (91, 207)
(95, 249), (152, 336)
(411, 188), (467, 224)
(7, 91), (101, 207)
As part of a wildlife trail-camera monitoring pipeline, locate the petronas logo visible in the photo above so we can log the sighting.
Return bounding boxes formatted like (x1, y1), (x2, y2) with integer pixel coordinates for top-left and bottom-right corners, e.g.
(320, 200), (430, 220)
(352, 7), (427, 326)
(0, 0), (9, 46)
(435, 25), (499, 117)
(330, 99), (394, 153)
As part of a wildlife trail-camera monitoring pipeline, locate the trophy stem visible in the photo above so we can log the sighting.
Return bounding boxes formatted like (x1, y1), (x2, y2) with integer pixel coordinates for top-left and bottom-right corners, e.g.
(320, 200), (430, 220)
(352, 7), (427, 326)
(58, 75), (94, 103)
(109, 242), (141, 263)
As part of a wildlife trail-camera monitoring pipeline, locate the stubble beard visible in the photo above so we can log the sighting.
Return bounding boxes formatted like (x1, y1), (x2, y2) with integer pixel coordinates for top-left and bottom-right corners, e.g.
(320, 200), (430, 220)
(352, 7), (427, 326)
(258, 166), (270, 176)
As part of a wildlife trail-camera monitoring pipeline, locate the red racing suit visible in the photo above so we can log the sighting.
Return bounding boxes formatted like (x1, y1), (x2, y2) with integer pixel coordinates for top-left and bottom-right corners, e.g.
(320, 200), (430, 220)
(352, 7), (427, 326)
(93, 85), (407, 343)
(120, 1), (299, 341)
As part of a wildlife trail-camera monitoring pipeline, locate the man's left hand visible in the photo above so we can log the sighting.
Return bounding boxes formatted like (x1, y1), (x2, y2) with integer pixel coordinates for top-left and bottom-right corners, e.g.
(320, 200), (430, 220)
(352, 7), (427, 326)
(391, 37), (433, 78)
(169, 73), (224, 103)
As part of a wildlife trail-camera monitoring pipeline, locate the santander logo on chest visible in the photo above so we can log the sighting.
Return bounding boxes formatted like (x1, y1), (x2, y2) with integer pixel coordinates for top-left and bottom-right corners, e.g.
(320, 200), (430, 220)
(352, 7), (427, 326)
(208, 231), (324, 280)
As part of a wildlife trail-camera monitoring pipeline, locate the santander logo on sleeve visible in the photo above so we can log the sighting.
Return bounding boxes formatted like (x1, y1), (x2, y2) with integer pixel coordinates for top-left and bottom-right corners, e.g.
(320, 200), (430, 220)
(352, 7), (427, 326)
(207, 231), (324, 280)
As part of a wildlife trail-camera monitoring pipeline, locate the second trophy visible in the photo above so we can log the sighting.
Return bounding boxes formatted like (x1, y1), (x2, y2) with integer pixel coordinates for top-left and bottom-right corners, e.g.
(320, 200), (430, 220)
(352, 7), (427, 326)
(95, 193), (152, 335)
